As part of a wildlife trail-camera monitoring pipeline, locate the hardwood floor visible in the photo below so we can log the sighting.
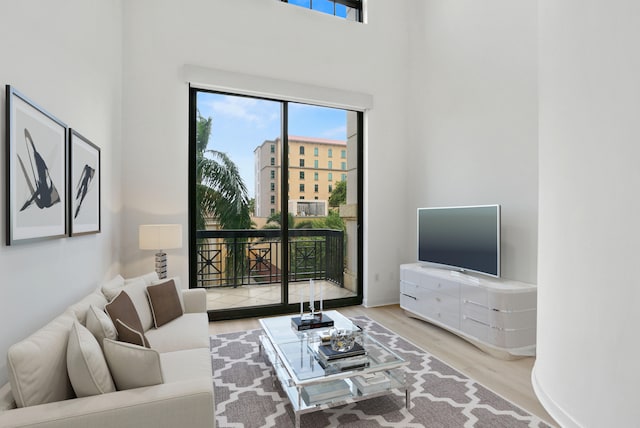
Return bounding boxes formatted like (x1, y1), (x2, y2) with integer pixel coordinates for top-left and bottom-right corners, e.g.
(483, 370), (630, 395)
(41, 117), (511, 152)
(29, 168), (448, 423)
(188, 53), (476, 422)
(209, 304), (557, 426)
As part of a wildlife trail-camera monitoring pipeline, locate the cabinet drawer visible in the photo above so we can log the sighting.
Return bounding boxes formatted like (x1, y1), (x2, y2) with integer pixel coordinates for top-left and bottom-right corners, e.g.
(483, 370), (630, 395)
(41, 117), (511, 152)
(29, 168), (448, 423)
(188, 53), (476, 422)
(421, 277), (459, 297)
(488, 326), (536, 349)
(400, 292), (420, 313)
(489, 309), (537, 330)
(488, 291), (537, 311)
(461, 316), (489, 342)
(461, 300), (490, 324)
(400, 280), (418, 297)
(420, 291), (460, 329)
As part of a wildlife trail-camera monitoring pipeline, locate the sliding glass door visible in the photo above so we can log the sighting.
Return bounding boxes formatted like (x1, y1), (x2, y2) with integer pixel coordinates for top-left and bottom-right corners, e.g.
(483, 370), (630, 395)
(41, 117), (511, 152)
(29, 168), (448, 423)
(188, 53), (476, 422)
(189, 88), (362, 320)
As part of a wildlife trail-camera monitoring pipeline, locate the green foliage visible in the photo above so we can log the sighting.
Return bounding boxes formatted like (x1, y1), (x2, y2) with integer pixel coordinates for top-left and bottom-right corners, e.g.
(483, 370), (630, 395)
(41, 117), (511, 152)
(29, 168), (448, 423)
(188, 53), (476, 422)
(264, 211), (295, 229)
(195, 110), (251, 231)
(328, 180), (347, 207)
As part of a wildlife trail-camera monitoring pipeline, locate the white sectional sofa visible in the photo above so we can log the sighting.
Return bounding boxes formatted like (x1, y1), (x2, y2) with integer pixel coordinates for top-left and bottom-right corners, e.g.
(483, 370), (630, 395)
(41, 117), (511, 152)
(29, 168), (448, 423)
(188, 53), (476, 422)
(0, 273), (215, 428)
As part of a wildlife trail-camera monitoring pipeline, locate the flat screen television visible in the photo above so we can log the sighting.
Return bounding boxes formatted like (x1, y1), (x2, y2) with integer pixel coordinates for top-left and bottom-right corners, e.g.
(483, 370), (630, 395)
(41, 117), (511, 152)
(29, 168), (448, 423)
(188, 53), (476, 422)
(417, 205), (500, 278)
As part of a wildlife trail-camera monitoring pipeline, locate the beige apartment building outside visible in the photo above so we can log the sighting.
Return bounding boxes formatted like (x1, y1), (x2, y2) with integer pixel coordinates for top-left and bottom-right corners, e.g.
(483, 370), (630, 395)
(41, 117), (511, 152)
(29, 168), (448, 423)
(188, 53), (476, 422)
(254, 136), (348, 218)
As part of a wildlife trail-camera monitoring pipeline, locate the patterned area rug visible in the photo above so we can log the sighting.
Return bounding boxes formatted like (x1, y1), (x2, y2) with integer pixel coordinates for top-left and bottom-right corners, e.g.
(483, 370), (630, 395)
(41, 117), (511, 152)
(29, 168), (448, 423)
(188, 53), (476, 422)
(210, 316), (552, 428)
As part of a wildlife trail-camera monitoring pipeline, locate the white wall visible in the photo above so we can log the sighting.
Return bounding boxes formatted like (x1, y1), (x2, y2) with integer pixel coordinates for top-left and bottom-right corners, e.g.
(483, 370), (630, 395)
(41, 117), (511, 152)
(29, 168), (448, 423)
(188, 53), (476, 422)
(120, 0), (411, 306)
(0, 0), (123, 384)
(406, 1), (538, 284)
(535, 1), (640, 425)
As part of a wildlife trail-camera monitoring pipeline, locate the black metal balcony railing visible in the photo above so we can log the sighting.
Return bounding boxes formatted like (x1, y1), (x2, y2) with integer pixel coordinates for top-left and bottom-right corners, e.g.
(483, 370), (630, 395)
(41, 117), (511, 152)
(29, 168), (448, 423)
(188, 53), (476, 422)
(195, 229), (344, 288)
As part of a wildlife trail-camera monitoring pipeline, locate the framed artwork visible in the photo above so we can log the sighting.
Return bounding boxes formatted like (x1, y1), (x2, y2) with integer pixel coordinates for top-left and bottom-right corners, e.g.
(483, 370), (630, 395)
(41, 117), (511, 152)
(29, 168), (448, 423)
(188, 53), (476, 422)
(5, 85), (67, 245)
(69, 129), (100, 236)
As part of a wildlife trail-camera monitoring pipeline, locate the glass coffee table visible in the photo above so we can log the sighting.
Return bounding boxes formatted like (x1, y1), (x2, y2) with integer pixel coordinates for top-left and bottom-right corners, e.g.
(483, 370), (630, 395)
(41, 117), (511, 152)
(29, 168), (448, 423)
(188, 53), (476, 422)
(259, 310), (409, 427)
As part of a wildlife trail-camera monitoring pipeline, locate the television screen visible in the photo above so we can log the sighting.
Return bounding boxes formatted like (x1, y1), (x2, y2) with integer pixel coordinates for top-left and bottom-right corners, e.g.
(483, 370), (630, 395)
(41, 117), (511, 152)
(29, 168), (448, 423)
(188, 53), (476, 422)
(417, 205), (500, 277)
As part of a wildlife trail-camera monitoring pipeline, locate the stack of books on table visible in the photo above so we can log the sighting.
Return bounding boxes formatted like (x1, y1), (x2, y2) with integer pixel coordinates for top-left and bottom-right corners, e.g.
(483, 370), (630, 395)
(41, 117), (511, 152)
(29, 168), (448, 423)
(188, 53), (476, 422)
(301, 379), (351, 405)
(351, 372), (391, 395)
(317, 342), (369, 372)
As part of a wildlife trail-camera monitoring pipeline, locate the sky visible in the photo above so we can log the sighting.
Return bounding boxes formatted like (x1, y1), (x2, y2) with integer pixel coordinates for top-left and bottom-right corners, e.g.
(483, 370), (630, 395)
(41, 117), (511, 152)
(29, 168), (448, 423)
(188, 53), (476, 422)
(197, 92), (347, 198)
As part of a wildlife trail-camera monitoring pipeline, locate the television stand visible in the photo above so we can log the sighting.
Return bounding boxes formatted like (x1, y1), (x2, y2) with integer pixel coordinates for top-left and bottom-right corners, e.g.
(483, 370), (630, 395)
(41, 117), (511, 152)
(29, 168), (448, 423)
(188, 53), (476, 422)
(400, 263), (537, 360)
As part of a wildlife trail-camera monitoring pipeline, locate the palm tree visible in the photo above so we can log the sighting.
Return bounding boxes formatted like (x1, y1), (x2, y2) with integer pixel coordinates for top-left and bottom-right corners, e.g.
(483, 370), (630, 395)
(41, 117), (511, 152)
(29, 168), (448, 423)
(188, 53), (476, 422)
(195, 111), (251, 231)
(195, 111), (252, 287)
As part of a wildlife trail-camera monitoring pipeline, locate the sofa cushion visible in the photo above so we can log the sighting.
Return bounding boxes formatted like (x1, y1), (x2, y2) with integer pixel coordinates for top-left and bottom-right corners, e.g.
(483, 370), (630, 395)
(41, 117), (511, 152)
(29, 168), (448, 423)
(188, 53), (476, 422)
(125, 271), (159, 285)
(7, 312), (75, 408)
(151, 276), (185, 312)
(85, 305), (117, 349)
(103, 339), (163, 391)
(114, 319), (149, 348)
(124, 279), (155, 331)
(159, 348), (213, 383)
(67, 291), (108, 325)
(104, 290), (150, 347)
(145, 313), (210, 353)
(101, 275), (125, 301)
(0, 383), (16, 411)
(67, 321), (115, 397)
(147, 279), (184, 328)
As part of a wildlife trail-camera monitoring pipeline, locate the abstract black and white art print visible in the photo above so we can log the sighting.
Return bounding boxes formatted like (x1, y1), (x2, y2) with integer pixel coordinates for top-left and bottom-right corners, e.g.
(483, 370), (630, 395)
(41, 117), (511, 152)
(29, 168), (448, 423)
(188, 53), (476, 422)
(5, 85), (67, 245)
(69, 129), (100, 236)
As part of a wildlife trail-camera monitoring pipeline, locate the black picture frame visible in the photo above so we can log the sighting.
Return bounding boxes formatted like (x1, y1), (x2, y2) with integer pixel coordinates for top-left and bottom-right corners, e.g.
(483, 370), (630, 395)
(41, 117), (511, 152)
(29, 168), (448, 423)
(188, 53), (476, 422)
(69, 129), (101, 236)
(5, 85), (67, 245)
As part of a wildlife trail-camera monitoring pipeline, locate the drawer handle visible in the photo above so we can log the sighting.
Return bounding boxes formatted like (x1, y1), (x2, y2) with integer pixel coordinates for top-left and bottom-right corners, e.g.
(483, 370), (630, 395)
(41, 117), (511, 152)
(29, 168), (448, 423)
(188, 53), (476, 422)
(463, 315), (490, 327)
(435, 297), (441, 303)
(463, 299), (486, 308)
(401, 293), (417, 300)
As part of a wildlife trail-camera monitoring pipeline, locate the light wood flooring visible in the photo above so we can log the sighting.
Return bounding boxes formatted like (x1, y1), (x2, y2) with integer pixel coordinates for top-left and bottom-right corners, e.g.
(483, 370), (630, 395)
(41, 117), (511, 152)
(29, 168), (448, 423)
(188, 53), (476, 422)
(209, 304), (557, 426)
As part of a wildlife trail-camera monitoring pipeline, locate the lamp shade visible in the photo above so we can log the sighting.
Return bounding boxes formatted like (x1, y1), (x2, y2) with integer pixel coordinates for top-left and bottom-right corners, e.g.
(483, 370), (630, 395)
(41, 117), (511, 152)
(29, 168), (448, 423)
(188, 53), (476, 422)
(139, 224), (182, 250)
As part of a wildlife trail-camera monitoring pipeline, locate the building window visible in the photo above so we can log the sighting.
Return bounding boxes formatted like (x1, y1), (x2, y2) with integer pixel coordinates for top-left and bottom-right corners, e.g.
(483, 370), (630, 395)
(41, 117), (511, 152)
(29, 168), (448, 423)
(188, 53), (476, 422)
(314, 159), (318, 168)
(300, 196), (305, 200)
(300, 171), (305, 180)
(314, 147), (318, 156)
(270, 195), (275, 204)
(328, 148), (333, 158)
(341, 162), (346, 170)
(314, 196), (319, 200)
(341, 149), (346, 158)
(328, 172), (333, 181)
(270, 157), (275, 166)
(270, 182), (275, 191)
(314, 184), (319, 192)
(299, 184), (305, 192)
(341, 174), (347, 181)
(300, 159), (305, 167)
(314, 172), (319, 181)
(299, 146), (305, 155)
(328, 160), (333, 169)
(279, 0), (363, 22)
(270, 170), (276, 179)
(270, 144), (275, 153)
(328, 184), (333, 192)
(270, 208), (275, 215)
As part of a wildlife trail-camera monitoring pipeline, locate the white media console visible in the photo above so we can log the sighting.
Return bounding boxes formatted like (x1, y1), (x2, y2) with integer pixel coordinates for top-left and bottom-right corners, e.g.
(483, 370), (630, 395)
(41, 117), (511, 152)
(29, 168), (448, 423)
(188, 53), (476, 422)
(400, 263), (537, 359)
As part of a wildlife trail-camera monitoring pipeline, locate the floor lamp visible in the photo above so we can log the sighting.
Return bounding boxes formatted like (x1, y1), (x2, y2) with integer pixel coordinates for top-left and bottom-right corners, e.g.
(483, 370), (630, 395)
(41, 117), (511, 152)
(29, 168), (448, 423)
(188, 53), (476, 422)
(139, 224), (182, 279)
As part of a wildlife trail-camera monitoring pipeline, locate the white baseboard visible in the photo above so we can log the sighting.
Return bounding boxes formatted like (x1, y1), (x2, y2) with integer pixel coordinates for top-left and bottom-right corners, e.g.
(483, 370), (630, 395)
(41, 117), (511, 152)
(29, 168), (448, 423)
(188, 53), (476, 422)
(531, 363), (582, 428)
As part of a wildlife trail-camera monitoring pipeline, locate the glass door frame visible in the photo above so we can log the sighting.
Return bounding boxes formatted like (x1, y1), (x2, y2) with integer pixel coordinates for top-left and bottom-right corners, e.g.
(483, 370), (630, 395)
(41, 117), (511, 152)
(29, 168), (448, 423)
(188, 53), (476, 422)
(188, 86), (364, 321)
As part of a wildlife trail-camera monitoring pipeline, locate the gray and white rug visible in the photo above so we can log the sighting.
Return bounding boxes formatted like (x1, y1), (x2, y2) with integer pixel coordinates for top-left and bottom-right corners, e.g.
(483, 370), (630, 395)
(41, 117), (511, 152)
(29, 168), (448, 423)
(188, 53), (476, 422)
(210, 316), (553, 428)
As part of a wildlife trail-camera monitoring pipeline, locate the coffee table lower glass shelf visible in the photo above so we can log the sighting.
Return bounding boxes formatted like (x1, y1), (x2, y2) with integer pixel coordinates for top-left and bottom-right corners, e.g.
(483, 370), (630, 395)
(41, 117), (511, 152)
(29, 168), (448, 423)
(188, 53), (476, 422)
(258, 311), (409, 427)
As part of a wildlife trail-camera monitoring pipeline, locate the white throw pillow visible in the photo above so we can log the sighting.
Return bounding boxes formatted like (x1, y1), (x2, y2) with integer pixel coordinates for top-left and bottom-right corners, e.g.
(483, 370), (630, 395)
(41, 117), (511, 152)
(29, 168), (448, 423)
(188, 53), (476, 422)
(86, 305), (117, 348)
(125, 271), (159, 285)
(67, 321), (115, 397)
(124, 279), (155, 331)
(7, 312), (76, 408)
(101, 275), (125, 301)
(103, 339), (164, 390)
